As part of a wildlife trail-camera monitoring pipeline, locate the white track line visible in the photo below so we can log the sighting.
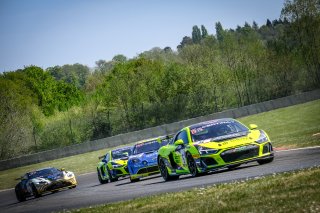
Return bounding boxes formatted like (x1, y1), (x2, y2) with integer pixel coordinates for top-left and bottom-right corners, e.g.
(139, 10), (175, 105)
(1, 145), (320, 192)
(275, 145), (320, 152)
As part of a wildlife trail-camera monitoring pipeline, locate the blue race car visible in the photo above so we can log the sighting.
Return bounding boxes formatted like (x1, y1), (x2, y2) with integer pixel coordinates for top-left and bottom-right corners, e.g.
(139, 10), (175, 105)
(127, 135), (172, 182)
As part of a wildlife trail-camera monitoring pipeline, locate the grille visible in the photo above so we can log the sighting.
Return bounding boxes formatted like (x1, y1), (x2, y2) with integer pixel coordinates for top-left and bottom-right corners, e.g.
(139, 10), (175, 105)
(200, 157), (218, 166)
(113, 169), (123, 175)
(137, 166), (159, 174)
(46, 180), (72, 191)
(221, 144), (259, 163)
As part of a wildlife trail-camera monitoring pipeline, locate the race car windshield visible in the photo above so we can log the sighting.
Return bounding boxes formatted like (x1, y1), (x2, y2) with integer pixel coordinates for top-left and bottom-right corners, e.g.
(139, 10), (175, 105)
(133, 140), (160, 155)
(191, 120), (248, 142)
(28, 168), (59, 179)
(112, 148), (132, 160)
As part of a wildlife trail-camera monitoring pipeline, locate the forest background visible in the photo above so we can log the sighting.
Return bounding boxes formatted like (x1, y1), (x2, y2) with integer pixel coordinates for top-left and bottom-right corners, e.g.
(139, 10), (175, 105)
(1, 0), (319, 160)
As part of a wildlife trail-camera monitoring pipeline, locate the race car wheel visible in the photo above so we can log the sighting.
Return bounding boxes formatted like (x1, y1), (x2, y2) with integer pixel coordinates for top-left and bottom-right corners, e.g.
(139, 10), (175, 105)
(186, 153), (199, 177)
(107, 168), (118, 182)
(159, 158), (179, 181)
(15, 188), (26, 202)
(258, 156), (274, 165)
(227, 164), (241, 170)
(32, 183), (41, 198)
(97, 168), (108, 184)
(130, 177), (140, 182)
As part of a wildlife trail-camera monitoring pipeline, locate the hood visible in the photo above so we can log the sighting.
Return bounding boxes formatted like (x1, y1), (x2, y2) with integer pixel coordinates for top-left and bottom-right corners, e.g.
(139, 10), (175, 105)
(112, 158), (128, 165)
(130, 150), (158, 160)
(195, 130), (261, 149)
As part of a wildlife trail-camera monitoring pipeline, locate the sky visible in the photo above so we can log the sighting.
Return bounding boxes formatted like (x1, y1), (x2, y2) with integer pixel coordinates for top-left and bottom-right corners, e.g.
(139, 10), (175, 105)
(0, 0), (284, 72)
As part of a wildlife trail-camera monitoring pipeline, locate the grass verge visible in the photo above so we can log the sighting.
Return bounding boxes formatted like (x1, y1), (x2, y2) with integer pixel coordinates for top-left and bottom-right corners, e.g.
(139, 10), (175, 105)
(0, 100), (319, 190)
(239, 99), (320, 148)
(70, 167), (320, 213)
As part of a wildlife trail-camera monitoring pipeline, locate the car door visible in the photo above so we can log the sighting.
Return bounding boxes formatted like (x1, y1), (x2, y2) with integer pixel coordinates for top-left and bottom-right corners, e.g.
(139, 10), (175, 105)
(102, 153), (110, 177)
(172, 130), (189, 170)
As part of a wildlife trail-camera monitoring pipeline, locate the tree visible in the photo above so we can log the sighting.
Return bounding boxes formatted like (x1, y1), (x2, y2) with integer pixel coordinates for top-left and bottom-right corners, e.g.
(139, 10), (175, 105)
(177, 36), (193, 49)
(0, 76), (34, 159)
(281, 0), (320, 86)
(47, 64), (90, 89)
(215, 22), (224, 42)
(201, 25), (208, 38)
(112, 54), (127, 63)
(192, 25), (202, 43)
(266, 19), (272, 27)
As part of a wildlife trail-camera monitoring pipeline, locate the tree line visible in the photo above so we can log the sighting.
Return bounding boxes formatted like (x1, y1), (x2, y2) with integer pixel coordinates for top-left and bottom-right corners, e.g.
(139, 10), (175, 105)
(0, 0), (319, 160)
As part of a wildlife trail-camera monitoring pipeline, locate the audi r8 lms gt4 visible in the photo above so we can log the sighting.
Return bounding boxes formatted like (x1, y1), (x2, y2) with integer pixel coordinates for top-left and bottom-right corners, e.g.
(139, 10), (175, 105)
(97, 146), (132, 184)
(128, 135), (172, 182)
(157, 118), (274, 181)
(15, 167), (77, 202)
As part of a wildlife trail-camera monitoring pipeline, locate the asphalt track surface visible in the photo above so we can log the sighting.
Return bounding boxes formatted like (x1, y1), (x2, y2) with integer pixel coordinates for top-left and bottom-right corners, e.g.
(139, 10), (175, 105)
(1, 147), (320, 213)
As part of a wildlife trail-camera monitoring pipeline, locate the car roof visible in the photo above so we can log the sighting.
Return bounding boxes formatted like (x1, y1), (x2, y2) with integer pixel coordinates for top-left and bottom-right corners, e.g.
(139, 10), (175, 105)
(111, 146), (132, 152)
(189, 118), (235, 129)
(26, 167), (56, 175)
(133, 135), (172, 145)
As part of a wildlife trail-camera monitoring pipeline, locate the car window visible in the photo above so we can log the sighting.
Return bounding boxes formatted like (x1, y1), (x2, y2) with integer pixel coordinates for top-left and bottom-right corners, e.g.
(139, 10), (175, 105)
(104, 153), (109, 162)
(28, 168), (58, 179)
(190, 120), (249, 142)
(111, 147), (132, 160)
(176, 130), (189, 144)
(133, 140), (160, 154)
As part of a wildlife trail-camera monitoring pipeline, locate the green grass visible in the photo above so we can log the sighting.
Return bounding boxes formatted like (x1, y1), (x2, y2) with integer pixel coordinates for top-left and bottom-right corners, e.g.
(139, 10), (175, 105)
(0, 100), (319, 190)
(239, 99), (320, 148)
(70, 167), (320, 213)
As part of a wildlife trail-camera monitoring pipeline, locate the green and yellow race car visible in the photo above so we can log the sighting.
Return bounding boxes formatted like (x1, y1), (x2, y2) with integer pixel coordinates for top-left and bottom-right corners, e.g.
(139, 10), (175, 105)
(157, 118), (274, 181)
(97, 146), (132, 184)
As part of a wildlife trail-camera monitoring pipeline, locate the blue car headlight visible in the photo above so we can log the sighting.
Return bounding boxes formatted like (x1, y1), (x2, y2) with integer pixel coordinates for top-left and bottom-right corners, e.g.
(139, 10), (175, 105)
(197, 146), (219, 155)
(256, 131), (269, 144)
(131, 158), (140, 164)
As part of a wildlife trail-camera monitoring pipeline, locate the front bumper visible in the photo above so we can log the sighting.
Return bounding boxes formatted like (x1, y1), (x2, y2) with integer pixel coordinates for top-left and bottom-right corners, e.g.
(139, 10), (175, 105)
(35, 177), (77, 193)
(196, 142), (274, 172)
(130, 165), (159, 180)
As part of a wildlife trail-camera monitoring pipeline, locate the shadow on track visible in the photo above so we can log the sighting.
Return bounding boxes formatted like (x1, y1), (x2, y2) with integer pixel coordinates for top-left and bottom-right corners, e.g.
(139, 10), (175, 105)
(144, 164), (259, 186)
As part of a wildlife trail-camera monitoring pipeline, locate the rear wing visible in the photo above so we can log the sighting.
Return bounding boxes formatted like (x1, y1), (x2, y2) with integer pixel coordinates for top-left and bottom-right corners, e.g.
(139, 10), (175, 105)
(160, 133), (175, 146)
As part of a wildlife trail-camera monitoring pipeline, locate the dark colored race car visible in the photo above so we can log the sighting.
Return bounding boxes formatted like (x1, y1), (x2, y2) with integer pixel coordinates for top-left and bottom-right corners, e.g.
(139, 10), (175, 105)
(15, 167), (77, 202)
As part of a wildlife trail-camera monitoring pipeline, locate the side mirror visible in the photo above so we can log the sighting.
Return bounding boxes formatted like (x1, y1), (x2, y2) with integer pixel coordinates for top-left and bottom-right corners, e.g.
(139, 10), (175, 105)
(60, 168), (65, 171)
(98, 155), (105, 160)
(249, 124), (258, 130)
(174, 139), (184, 146)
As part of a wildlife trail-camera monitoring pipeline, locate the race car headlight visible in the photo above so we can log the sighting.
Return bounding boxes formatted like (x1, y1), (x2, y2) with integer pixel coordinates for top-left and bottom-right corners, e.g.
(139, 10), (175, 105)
(256, 131), (268, 144)
(111, 162), (123, 168)
(131, 158), (140, 164)
(196, 146), (219, 155)
(64, 172), (74, 179)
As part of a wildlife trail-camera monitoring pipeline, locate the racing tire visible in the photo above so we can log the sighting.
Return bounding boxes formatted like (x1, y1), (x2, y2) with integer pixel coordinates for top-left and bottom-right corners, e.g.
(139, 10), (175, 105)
(257, 156), (274, 165)
(32, 183), (41, 198)
(15, 188), (26, 202)
(227, 164), (241, 170)
(97, 168), (108, 184)
(107, 168), (118, 182)
(186, 153), (199, 177)
(159, 158), (179, 181)
(130, 177), (140, 182)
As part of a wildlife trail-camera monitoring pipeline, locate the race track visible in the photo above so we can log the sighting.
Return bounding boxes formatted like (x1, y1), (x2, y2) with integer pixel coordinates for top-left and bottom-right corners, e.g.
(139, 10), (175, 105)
(1, 147), (320, 213)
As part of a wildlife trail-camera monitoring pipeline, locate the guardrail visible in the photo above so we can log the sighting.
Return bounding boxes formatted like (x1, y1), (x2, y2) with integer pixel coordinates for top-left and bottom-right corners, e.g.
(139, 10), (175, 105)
(1, 89), (319, 171)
